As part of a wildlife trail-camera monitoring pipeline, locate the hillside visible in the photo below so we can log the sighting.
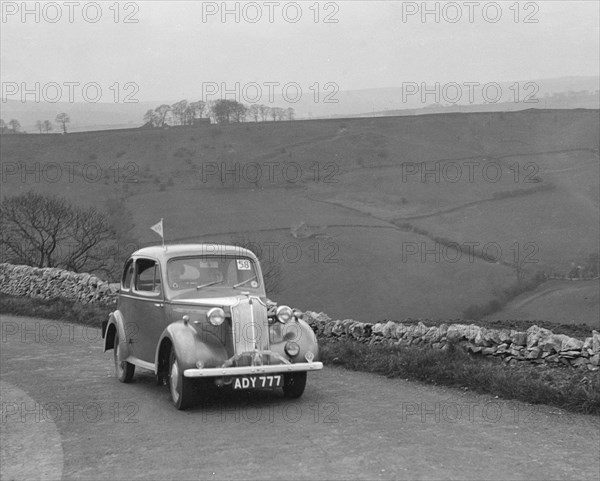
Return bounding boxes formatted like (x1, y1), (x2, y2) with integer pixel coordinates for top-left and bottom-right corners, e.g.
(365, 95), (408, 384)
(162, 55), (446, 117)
(1, 109), (598, 323)
(486, 279), (599, 328)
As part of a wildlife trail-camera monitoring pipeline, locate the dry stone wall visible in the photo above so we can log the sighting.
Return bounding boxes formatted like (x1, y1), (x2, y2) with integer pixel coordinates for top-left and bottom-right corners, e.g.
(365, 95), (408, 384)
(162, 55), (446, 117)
(0, 263), (118, 305)
(300, 311), (600, 372)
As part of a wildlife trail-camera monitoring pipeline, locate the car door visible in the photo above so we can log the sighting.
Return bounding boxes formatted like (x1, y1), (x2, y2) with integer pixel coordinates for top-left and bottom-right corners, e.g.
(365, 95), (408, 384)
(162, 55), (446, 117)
(130, 257), (166, 364)
(118, 258), (138, 354)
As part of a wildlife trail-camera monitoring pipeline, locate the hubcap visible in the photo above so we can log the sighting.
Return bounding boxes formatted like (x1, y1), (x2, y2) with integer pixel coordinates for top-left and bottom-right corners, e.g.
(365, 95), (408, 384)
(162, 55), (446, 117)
(170, 360), (180, 402)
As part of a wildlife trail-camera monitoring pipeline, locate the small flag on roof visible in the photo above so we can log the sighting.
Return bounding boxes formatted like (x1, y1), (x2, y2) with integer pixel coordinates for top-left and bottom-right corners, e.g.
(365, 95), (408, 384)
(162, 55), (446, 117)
(150, 219), (163, 238)
(150, 218), (165, 249)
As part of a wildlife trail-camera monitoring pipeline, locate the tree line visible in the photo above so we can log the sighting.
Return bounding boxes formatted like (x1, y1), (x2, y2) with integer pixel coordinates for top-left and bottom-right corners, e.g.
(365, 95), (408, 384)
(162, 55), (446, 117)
(143, 99), (295, 127)
(0, 113), (71, 134)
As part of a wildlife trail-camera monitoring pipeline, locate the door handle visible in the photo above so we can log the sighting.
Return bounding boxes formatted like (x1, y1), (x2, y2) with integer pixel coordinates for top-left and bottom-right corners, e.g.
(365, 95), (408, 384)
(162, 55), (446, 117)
(154, 303), (164, 308)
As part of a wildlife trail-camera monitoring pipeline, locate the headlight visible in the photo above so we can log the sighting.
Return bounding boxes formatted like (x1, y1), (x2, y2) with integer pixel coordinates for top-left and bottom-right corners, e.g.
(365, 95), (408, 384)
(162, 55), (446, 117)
(276, 305), (293, 323)
(207, 307), (225, 326)
(285, 342), (300, 357)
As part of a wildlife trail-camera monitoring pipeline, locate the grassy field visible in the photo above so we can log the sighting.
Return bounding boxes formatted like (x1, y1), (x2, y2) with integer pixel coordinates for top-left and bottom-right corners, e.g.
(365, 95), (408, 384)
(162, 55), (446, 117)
(1, 109), (598, 324)
(487, 279), (600, 328)
(411, 185), (598, 273)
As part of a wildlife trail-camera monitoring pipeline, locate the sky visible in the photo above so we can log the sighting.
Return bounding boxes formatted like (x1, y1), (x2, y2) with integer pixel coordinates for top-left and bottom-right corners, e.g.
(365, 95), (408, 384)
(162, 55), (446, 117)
(1, 0), (599, 103)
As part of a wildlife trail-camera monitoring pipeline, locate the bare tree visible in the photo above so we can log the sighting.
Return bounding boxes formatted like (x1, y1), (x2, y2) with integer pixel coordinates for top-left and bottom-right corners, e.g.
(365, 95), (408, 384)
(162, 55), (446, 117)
(43, 120), (53, 133)
(258, 105), (270, 121)
(35, 120), (44, 133)
(62, 208), (115, 274)
(211, 99), (239, 124)
(206, 100), (217, 123)
(183, 105), (195, 125)
(154, 105), (171, 127)
(143, 109), (159, 127)
(0, 192), (117, 276)
(286, 107), (295, 121)
(1, 192), (71, 268)
(8, 119), (21, 134)
(171, 99), (188, 125)
(190, 100), (207, 119)
(248, 104), (260, 122)
(275, 108), (286, 121)
(0, 119), (6, 134)
(270, 108), (279, 121)
(55, 113), (70, 134)
(232, 102), (247, 123)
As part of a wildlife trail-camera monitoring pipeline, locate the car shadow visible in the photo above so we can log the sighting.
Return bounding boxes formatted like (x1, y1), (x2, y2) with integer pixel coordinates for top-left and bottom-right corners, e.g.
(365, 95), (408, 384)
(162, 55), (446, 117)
(127, 368), (289, 411)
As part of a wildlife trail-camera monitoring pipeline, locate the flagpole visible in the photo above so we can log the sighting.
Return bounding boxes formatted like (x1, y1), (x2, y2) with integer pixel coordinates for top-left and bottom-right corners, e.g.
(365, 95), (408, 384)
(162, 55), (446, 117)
(151, 218), (166, 251)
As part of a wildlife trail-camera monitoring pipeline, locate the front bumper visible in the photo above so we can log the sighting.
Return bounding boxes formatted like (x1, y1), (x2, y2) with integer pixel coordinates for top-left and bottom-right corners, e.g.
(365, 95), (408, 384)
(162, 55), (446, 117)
(183, 361), (323, 378)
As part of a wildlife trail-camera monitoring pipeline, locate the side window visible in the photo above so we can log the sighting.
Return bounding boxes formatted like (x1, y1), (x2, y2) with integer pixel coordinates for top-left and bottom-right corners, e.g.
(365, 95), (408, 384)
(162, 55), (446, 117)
(121, 259), (134, 291)
(134, 258), (162, 296)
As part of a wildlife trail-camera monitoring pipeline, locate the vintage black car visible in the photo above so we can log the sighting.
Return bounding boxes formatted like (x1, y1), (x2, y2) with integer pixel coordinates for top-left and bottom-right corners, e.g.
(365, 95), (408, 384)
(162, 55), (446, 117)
(102, 244), (323, 409)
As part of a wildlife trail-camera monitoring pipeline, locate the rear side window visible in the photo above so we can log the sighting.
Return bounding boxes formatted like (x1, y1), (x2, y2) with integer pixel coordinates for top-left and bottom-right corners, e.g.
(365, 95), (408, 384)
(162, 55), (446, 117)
(134, 258), (162, 295)
(121, 259), (134, 290)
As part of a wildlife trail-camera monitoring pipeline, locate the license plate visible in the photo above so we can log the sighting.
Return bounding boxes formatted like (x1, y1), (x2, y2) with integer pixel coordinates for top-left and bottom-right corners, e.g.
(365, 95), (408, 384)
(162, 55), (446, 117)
(233, 374), (283, 390)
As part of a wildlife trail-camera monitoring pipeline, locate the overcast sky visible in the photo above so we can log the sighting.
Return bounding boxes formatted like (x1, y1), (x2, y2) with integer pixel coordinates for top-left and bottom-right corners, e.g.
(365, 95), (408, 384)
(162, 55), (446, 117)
(1, 1), (599, 102)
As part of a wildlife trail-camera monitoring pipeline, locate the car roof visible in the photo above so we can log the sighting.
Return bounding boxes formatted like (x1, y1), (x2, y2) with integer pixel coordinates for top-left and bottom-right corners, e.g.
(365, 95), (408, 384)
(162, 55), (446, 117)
(131, 243), (258, 262)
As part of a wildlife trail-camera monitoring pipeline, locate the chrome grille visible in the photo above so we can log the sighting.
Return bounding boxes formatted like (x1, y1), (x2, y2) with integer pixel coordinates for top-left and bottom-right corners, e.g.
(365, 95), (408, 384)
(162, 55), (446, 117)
(231, 297), (269, 356)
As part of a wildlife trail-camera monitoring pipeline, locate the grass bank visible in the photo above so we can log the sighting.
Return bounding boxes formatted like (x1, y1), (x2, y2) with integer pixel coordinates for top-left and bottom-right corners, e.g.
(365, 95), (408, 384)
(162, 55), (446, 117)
(320, 339), (600, 415)
(0, 294), (110, 328)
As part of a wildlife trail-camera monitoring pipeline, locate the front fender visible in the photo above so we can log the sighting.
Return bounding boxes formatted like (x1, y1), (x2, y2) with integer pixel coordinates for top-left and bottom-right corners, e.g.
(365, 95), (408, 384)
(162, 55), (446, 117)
(270, 317), (320, 362)
(155, 321), (228, 372)
(102, 311), (131, 359)
(293, 317), (320, 361)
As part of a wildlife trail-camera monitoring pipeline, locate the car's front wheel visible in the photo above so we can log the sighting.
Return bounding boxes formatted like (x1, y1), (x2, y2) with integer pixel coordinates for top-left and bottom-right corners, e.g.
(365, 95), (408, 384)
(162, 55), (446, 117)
(169, 349), (194, 410)
(282, 372), (307, 399)
(114, 331), (135, 383)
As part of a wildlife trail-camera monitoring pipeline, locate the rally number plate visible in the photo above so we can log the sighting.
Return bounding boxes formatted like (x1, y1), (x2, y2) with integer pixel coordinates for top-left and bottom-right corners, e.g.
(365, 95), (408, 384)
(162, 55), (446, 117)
(233, 375), (283, 390)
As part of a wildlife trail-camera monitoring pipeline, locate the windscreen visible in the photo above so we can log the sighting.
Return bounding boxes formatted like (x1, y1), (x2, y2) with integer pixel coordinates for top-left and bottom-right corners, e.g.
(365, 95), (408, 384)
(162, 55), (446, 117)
(167, 256), (260, 291)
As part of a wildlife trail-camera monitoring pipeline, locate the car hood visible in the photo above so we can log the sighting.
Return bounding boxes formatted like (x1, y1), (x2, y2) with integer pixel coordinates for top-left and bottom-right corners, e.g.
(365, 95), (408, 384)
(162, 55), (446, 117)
(169, 291), (266, 308)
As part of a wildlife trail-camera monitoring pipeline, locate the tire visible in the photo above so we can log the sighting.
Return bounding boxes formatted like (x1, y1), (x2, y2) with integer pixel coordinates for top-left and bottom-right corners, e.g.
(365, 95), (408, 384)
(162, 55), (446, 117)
(282, 371), (307, 399)
(169, 349), (194, 410)
(114, 331), (135, 383)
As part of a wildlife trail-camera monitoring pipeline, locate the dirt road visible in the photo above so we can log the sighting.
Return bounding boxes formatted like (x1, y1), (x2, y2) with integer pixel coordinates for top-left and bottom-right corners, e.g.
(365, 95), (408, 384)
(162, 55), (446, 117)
(1, 315), (599, 480)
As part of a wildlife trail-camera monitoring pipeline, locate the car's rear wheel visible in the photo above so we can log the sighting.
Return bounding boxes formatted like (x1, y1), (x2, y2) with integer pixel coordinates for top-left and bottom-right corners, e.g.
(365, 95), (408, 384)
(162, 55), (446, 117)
(114, 331), (135, 383)
(282, 372), (307, 399)
(169, 349), (194, 410)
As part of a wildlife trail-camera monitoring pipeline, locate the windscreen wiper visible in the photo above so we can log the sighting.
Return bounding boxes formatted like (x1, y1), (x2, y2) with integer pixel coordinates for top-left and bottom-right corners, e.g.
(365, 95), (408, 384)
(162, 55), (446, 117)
(196, 280), (224, 290)
(233, 275), (257, 288)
